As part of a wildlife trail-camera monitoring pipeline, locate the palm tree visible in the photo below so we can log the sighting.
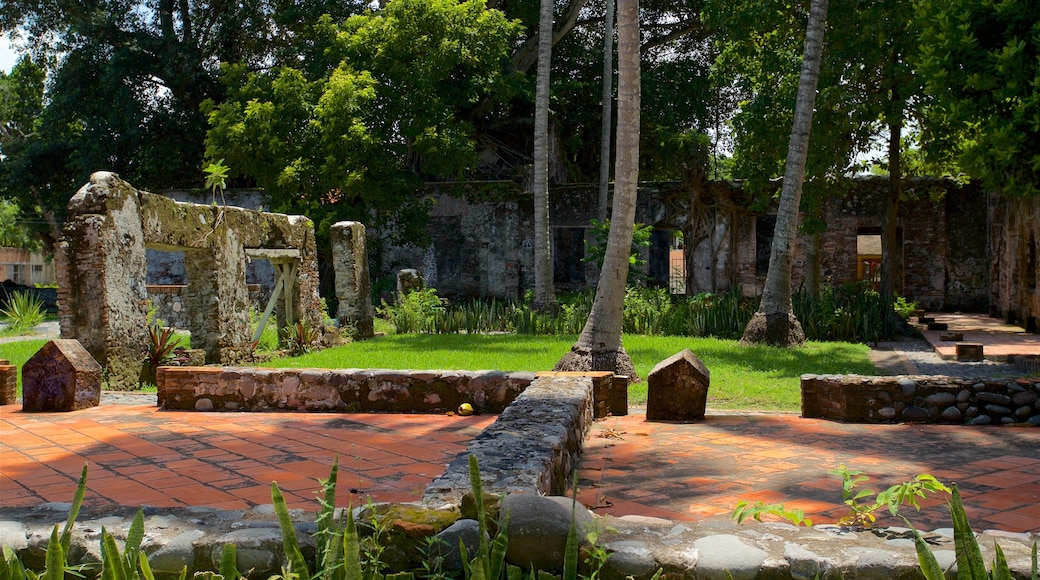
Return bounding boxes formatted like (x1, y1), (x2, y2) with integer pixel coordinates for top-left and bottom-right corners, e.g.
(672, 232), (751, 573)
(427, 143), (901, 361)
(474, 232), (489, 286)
(597, 0), (615, 221)
(532, 0), (556, 311)
(740, 0), (828, 347)
(553, 0), (639, 379)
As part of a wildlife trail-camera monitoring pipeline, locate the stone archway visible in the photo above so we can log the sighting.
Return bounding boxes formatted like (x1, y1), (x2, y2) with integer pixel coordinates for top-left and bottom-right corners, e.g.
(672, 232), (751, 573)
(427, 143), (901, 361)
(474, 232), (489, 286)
(58, 172), (325, 389)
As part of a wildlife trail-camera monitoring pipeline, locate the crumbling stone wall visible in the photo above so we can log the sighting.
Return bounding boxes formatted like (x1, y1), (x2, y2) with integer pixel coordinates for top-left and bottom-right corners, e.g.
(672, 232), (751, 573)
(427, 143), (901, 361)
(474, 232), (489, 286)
(989, 194), (1040, 326)
(801, 373), (1040, 425)
(59, 172), (324, 389)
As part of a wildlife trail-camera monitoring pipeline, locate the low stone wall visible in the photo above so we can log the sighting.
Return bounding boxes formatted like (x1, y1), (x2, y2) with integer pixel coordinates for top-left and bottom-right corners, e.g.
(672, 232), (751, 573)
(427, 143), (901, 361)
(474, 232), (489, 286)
(0, 363), (15, 405)
(801, 374), (1040, 424)
(157, 366), (538, 413)
(424, 375), (595, 505)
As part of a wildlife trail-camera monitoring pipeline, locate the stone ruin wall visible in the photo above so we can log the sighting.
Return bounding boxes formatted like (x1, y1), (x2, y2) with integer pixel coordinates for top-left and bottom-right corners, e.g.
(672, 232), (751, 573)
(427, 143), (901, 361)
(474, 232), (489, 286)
(58, 172), (325, 389)
(801, 373), (1040, 425)
(381, 178), (991, 313)
(989, 194), (1040, 327)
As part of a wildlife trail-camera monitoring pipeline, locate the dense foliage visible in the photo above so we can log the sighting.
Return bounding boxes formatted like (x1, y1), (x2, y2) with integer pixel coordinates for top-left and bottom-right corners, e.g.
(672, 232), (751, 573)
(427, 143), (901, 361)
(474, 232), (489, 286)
(380, 282), (908, 344)
(916, 0), (1040, 197)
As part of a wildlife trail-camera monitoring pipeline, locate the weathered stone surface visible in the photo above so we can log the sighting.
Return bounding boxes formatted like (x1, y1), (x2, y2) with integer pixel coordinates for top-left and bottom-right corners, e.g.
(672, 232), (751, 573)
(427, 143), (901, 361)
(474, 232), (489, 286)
(646, 350), (710, 421)
(425, 376), (593, 504)
(60, 172), (325, 388)
(800, 374), (1040, 425)
(501, 495), (594, 572)
(331, 221), (374, 339)
(22, 340), (102, 412)
(397, 269), (424, 298)
(0, 365), (16, 405)
(956, 343), (984, 361)
(432, 519), (484, 572)
(692, 534), (767, 580)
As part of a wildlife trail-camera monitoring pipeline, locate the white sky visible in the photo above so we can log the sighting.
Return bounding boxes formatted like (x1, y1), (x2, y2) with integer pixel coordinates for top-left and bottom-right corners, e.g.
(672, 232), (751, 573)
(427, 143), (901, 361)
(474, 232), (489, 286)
(1, 35), (21, 74)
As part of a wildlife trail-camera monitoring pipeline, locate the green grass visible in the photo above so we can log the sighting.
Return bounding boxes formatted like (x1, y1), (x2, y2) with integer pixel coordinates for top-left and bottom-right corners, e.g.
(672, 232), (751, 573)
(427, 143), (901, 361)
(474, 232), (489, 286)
(1, 332), (879, 411)
(265, 334), (878, 411)
(1, 339), (48, 394)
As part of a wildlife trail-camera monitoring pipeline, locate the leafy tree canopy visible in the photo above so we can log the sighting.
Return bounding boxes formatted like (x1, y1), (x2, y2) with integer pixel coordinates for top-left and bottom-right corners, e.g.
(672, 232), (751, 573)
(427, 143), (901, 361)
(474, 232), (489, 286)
(916, 0), (1040, 197)
(203, 0), (524, 244)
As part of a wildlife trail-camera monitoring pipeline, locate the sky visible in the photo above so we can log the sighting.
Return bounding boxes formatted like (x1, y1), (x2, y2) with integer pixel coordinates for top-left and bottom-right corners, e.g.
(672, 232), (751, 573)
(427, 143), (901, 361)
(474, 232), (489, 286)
(1, 35), (21, 74)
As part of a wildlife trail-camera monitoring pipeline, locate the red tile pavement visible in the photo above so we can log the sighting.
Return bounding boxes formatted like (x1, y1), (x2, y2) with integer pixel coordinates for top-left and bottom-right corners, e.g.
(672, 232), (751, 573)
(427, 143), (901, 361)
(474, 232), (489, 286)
(917, 313), (1040, 360)
(575, 412), (1040, 532)
(3, 402), (1037, 533)
(0, 403), (495, 511)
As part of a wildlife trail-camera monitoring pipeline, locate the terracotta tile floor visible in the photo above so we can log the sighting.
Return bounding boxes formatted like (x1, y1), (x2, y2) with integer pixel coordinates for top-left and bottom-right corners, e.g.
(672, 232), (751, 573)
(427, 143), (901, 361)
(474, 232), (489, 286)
(2, 313), (1038, 532)
(576, 412), (1040, 532)
(919, 313), (1040, 360)
(0, 404), (495, 511)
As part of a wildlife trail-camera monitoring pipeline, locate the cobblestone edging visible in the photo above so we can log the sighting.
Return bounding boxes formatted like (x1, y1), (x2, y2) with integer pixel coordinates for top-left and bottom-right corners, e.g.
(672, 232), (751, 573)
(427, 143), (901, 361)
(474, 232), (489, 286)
(1, 503), (1036, 580)
(801, 374), (1040, 424)
(423, 375), (595, 506)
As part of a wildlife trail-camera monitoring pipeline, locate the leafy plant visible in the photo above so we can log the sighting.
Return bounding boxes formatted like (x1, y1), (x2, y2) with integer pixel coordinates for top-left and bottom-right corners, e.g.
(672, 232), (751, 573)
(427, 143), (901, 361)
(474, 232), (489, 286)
(583, 219), (653, 285)
(733, 465), (950, 528)
(379, 287), (445, 334)
(906, 484), (1038, 580)
(0, 291), (45, 332)
(463, 455), (509, 580)
(284, 319), (320, 356)
(146, 325), (183, 367)
(830, 464), (949, 528)
(732, 501), (813, 527)
(892, 295), (919, 321)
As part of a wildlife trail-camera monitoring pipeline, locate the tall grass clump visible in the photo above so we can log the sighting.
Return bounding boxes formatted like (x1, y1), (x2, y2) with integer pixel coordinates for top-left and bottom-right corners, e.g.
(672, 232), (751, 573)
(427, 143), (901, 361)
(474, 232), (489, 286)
(1, 291), (46, 333)
(377, 281), (903, 344)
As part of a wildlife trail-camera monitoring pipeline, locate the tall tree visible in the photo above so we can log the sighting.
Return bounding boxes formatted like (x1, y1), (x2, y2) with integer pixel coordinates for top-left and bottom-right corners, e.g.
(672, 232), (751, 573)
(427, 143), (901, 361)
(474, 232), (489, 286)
(553, 0), (640, 378)
(204, 0), (523, 245)
(916, 0), (1040, 198)
(740, 0), (828, 347)
(597, 0), (615, 221)
(531, 0), (556, 311)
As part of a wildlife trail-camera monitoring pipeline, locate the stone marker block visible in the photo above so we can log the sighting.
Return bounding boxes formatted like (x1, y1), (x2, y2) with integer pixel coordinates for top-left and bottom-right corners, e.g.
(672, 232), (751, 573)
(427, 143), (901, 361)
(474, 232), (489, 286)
(940, 331), (964, 341)
(956, 342), (984, 362)
(22, 340), (102, 412)
(927, 322), (948, 331)
(0, 365), (16, 405)
(646, 349), (710, 421)
(918, 316), (935, 324)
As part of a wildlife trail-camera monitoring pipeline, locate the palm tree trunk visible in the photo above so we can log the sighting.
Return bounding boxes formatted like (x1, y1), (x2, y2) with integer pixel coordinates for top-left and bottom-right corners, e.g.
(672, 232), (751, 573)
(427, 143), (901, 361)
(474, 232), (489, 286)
(597, 0), (615, 221)
(740, 0), (828, 347)
(532, 0), (556, 311)
(553, 0), (639, 380)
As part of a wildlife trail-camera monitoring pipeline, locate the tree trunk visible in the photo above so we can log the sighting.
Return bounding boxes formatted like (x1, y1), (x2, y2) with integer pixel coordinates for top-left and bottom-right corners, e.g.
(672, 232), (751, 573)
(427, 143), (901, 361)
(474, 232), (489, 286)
(597, 0), (615, 221)
(532, 0), (556, 311)
(881, 59), (904, 331)
(553, 0), (640, 381)
(740, 0), (828, 347)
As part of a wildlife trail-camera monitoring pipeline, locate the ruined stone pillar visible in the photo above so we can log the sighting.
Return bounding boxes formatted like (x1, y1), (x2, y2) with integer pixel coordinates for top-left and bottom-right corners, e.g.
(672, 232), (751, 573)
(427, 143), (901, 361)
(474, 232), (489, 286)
(60, 172), (150, 390)
(331, 221), (374, 338)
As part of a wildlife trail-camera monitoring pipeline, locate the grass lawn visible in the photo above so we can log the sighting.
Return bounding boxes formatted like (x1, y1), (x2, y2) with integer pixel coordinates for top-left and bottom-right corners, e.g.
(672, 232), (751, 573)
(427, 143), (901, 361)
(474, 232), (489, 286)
(1, 339), (48, 394)
(266, 334), (879, 412)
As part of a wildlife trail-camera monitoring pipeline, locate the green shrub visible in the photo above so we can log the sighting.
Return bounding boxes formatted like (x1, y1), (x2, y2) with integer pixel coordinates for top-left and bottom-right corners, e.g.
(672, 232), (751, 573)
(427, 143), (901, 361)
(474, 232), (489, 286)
(380, 287), (446, 334)
(0, 291), (45, 332)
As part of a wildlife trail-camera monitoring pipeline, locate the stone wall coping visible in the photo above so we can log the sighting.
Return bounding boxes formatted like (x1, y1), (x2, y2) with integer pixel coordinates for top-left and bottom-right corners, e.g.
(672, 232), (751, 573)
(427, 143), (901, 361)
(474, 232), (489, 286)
(801, 373), (1040, 425)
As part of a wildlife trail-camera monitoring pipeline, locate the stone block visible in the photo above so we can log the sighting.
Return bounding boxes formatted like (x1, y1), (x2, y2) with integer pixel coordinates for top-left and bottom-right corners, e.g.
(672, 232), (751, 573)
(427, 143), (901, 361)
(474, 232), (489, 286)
(917, 316), (935, 324)
(0, 365), (16, 405)
(956, 342), (984, 362)
(927, 322), (948, 331)
(646, 349), (710, 421)
(22, 340), (102, 412)
(940, 331), (964, 341)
